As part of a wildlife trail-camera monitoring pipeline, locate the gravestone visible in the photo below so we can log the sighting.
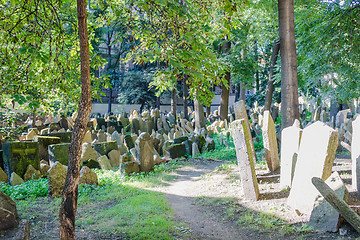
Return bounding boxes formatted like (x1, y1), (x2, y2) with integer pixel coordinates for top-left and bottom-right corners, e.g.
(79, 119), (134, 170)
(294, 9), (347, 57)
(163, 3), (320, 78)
(92, 141), (117, 156)
(83, 130), (92, 143)
(233, 100), (257, 164)
(352, 115), (360, 194)
(287, 121), (338, 214)
(0, 167), (8, 183)
(34, 136), (61, 162)
(166, 144), (187, 159)
(3, 141), (40, 179)
(79, 166), (98, 185)
(10, 172), (24, 186)
(262, 111), (280, 172)
(48, 143), (70, 167)
(309, 171), (348, 232)
(80, 142), (100, 163)
(336, 109), (351, 128)
(23, 164), (41, 181)
(108, 149), (120, 167)
(230, 119), (259, 201)
(48, 161), (67, 198)
(97, 156), (112, 170)
(192, 142), (200, 156)
(119, 161), (139, 176)
(124, 135), (135, 151)
(43, 132), (72, 143)
(280, 121), (302, 189)
(0, 190), (18, 230)
(135, 132), (154, 172)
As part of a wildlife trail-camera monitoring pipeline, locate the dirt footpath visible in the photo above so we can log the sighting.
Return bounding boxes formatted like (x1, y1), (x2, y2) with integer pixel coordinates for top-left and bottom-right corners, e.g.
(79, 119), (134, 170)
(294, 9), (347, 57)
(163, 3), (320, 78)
(152, 157), (360, 240)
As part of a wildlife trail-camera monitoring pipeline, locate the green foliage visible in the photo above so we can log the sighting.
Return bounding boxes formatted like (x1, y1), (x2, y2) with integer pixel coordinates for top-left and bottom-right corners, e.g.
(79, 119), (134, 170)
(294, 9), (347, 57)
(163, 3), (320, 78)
(254, 134), (264, 151)
(0, 178), (48, 200)
(0, 107), (26, 141)
(196, 131), (237, 160)
(117, 68), (158, 111)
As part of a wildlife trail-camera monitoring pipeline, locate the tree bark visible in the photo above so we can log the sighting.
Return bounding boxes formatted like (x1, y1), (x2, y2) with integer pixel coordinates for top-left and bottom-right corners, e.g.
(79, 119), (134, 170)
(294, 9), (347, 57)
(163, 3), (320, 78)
(171, 88), (177, 121)
(278, 0), (300, 129)
(219, 39), (231, 121)
(183, 77), (188, 120)
(194, 97), (205, 130)
(239, 82), (246, 101)
(107, 32), (112, 114)
(59, 0), (92, 239)
(264, 39), (280, 111)
(156, 96), (161, 109)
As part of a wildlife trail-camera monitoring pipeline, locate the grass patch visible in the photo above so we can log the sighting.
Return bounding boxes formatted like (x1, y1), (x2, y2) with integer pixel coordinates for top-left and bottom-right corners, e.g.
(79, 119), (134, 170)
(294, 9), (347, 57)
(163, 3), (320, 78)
(195, 196), (313, 236)
(196, 131), (237, 160)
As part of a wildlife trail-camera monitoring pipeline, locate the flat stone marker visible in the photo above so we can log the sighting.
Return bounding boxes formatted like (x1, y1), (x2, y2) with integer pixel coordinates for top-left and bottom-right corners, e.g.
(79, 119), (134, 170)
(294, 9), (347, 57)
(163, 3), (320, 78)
(135, 132), (154, 173)
(262, 111), (280, 172)
(287, 121), (338, 214)
(309, 172), (347, 232)
(280, 121), (302, 188)
(353, 115), (360, 194)
(230, 119), (259, 201)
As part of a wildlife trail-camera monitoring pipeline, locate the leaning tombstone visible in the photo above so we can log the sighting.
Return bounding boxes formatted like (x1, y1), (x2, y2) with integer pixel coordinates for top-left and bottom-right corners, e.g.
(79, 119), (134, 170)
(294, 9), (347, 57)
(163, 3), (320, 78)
(309, 172), (348, 232)
(280, 120), (302, 188)
(261, 111), (280, 172)
(0, 191), (18, 230)
(287, 121), (338, 214)
(230, 119), (259, 201)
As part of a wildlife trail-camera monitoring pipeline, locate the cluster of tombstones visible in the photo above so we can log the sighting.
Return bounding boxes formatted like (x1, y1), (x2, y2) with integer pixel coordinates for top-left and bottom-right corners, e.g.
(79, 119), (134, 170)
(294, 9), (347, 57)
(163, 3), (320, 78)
(231, 99), (360, 233)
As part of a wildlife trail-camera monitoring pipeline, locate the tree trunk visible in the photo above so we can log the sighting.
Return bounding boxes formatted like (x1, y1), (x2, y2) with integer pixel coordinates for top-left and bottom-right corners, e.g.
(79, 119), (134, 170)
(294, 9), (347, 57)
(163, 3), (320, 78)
(235, 84), (240, 102)
(278, 0), (300, 129)
(183, 77), (188, 120)
(264, 39), (280, 111)
(194, 97), (205, 130)
(239, 82), (246, 101)
(107, 30), (112, 114)
(254, 40), (259, 92)
(156, 96), (161, 109)
(219, 39), (231, 121)
(171, 88), (177, 121)
(59, 0), (92, 239)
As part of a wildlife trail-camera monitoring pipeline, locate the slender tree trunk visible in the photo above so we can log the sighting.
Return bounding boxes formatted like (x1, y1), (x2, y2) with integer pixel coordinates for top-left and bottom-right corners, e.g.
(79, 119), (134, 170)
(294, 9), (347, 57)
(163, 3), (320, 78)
(235, 84), (240, 102)
(59, 0), (92, 239)
(254, 40), (260, 92)
(264, 39), (280, 111)
(239, 82), (246, 101)
(219, 39), (231, 121)
(156, 96), (161, 109)
(194, 97), (205, 130)
(183, 77), (188, 120)
(171, 88), (177, 121)
(107, 31), (112, 114)
(278, 0), (300, 129)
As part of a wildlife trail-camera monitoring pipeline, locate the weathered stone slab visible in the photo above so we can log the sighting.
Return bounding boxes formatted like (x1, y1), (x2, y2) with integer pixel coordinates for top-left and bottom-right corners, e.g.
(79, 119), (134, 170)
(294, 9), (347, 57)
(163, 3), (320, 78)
(309, 172), (348, 232)
(80, 142), (100, 163)
(230, 119), (259, 201)
(0, 190), (18, 230)
(166, 144), (187, 159)
(119, 161), (139, 176)
(262, 111), (280, 172)
(34, 136), (61, 162)
(352, 115), (360, 194)
(48, 161), (67, 197)
(280, 122), (302, 188)
(92, 141), (117, 156)
(97, 156), (112, 170)
(108, 149), (120, 167)
(48, 143), (70, 167)
(23, 165), (41, 181)
(0, 167), (8, 183)
(79, 166), (98, 185)
(336, 109), (351, 128)
(135, 132), (154, 173)
(42, 131), (72, 143)
(10, 172), (24, 186)
(124, 135), (135, 151)
(3, 141), (40, 179)
(287, 121), (338, 214)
